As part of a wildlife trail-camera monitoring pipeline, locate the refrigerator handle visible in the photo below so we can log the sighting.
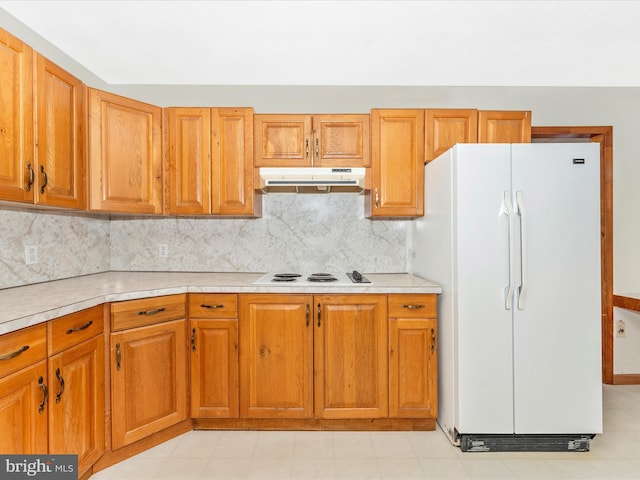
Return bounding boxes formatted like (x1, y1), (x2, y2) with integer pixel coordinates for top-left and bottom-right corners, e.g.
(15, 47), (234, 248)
(504, 191), (516, 310)
(516, 191), (528, 310)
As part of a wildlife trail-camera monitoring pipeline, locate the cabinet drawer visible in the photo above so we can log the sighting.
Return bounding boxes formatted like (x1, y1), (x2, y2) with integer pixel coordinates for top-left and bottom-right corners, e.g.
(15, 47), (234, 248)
(388, 294), (437, 318)
(111, 294), (186, 331)
(189, 294), (238, 318)
(0, 323), (47, 378)
(48, 305), (104, 355)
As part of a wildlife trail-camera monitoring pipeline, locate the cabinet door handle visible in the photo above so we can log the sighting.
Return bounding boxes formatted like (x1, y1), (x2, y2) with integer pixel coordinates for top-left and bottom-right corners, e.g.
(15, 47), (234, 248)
(116, 343), (121, 370)
(191, 328), (196, 352)
(55, 368), (65, 404)
(137, 307), (165, 316)
(38, 376), (48, 413)
(431, 328), (436, 353)
(402, 304), (425, 310)
(26, 162), (34, 191)
(315, 137), (319, 160)
(317, 303), (321, 328)
(66, 320), (93, 334)
(306, 304), (310, 327)
(0, 345), (29, 361)
(200, 304), (224, 310)
(305, 139), (309, 159)
(375, 188), (379, 208)
(39, 165), (48, 194)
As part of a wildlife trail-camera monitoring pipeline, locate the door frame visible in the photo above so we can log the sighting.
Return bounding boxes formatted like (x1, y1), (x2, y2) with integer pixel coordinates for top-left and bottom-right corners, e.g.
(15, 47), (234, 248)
(531, 126), (613, 384)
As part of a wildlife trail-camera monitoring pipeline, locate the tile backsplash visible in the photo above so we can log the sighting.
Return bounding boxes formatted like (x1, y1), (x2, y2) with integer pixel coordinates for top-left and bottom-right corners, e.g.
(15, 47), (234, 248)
(1, 195), (408, 289)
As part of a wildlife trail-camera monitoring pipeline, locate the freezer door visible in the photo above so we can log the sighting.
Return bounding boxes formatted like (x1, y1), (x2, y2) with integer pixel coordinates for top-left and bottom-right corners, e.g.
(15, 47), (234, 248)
(454, 144), (515, 434)
(511, 143), (602, 434)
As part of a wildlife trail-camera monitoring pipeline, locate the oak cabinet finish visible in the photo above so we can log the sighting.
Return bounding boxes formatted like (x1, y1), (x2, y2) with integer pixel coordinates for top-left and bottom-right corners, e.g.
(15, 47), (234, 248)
(254, 114), (369, 167)
(190, 293), (239, 418)
(88, 88), (163, 214)
(388, 294), (437, 419)
(110, 296), (188, 449)
(478, 110), (532, 143)
(167, 107), (256, 216)
(369, 109), (424, 218)
(425, 109), (478, 163)
(34, 54), (86, 208)
(239, 294), (314, 418)
(47, 307), (104, 478)
(315, 295), (388, 419)
(0, 323), (48, 454)
(0, 28), (34, 203)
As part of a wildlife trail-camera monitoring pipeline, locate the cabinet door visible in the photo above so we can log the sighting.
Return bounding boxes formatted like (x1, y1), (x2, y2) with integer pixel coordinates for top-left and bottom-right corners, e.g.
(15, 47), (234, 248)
(88, 88), (163, 213)
(314, 295), (388, 419)
(110, 319), (188, 449)
(478, 110), (531, 143)
(389, 318), (437, 418)
(313, 114), (370, 167)
(166, 107), (211, 214)
(48, 336), (105, 477)
(211, 107), (255, 215)
(239, 294), (313, 418)
(425, 109), (477, 163)
(0, 360), (48, 454)
(369, 109), (424, 217)
(190, 319), (238, 418)
(0, 28), (34, 203)
(254, 114), (312, 167)
(34, 54), (86, 209)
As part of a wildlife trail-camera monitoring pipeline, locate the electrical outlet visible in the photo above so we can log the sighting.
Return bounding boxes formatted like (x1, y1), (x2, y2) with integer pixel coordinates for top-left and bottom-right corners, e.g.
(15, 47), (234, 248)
(158, 244), (168, 258)
(616, 319), (626, 338)
(24, 245), (38, 265)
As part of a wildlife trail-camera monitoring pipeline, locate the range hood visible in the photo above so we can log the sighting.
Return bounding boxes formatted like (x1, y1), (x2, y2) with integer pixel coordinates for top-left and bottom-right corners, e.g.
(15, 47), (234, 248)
(259, 167), (367, 193)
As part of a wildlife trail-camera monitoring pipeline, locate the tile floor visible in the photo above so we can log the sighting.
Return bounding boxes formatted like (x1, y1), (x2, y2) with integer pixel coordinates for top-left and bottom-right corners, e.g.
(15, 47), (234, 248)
(90, 384), (640, 479)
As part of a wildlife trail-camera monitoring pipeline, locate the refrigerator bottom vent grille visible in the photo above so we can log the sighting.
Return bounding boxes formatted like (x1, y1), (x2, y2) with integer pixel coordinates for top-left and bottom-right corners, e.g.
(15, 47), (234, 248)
(460, 434), (594, 452)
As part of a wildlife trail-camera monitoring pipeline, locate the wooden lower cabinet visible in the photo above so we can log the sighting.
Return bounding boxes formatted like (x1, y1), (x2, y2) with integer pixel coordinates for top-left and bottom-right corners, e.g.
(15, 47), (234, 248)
(239, 294), (313, 418)
(0, 360), (48, 454)
(315, 295), (388, 419)
(48, 335), (104, 476)
(110, 318), (188, 449)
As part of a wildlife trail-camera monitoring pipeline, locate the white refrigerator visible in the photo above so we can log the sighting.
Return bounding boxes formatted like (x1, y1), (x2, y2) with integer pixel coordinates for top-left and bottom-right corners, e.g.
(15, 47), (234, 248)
(412, 143), (602, 452)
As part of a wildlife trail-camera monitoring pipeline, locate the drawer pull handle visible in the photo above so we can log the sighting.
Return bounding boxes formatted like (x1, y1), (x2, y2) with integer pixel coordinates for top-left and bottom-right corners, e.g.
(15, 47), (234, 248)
(200, 304), (224, 310)
(55, 368), (65, 403)
(0, 345), (29, 360)
(38, 376), (48, 413)
(116, 343), (121, 370)
(402, 304), (425, 310)
(66, 320), (93, 334)
(137, 307), (166, 316)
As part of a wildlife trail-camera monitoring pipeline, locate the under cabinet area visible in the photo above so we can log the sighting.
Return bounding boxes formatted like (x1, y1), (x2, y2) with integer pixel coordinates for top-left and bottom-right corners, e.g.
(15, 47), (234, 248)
(109, 295), (188, 449)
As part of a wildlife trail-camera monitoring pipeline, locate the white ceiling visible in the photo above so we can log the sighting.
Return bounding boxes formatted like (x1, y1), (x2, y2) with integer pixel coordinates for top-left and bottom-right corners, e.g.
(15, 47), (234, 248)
(1, 0), (639, 87)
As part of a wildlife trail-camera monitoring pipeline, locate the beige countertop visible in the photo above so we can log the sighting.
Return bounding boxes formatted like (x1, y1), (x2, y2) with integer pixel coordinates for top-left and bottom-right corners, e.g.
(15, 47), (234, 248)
(0, 271), (441, 335)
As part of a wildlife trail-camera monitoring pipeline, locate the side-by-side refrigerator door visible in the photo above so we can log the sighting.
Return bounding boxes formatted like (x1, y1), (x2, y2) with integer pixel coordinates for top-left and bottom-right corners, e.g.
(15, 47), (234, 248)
(454, 144), (515, 434)
(510, 143), (602, 434)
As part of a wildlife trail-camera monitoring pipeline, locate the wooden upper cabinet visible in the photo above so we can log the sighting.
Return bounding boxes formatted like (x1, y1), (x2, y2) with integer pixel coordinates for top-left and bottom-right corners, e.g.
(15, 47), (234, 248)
(368, 109), (424, 218)
(313, 114), (369, 167)
(425, 109), (478, 163)
(211, 108), (255, 215)
(166, 107), (211, 215)
(254, 114), (312, 167)
(0, 28), (34, 203)
(166, 107), (256, 216)
(88, 88), (162, 214)
(35, 54), (86, 209)
(478, 110), (531, 143)
(254, 114), (369, 167)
